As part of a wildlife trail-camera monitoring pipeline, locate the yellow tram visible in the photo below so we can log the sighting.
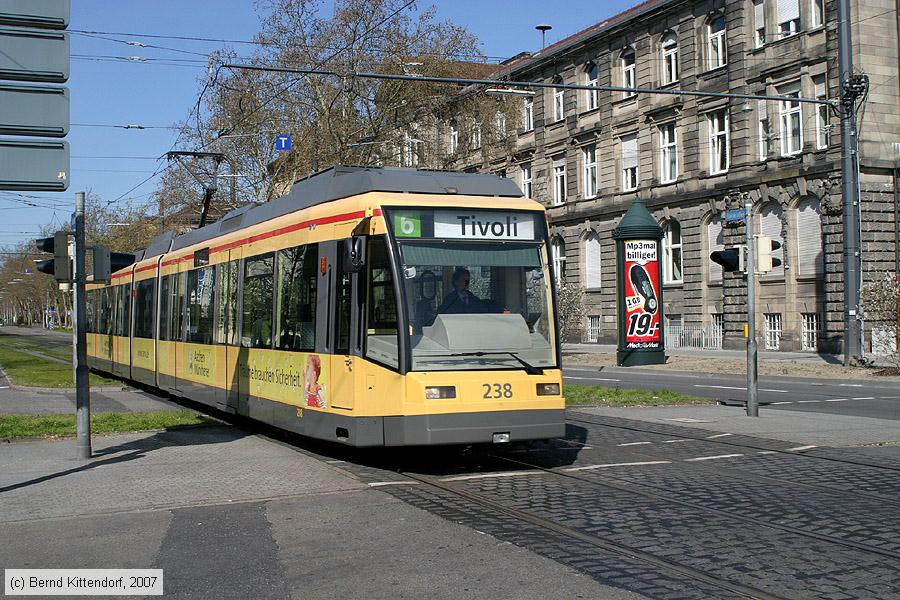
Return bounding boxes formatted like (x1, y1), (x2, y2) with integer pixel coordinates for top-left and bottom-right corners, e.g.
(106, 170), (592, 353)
(85, 166), (565, 446)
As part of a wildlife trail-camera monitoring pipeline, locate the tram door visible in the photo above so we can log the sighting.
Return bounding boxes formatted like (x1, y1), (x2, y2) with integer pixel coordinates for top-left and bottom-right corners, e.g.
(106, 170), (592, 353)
(321, 241), (357, 411)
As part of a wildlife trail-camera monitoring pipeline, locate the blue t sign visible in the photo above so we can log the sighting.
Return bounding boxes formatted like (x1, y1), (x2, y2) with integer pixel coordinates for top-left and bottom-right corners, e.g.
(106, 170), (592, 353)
(275, 134), (292, 151)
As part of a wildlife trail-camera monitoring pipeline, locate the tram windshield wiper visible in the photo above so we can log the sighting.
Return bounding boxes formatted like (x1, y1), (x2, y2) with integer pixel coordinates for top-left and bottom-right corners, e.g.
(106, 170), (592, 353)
(441, 351), (543, 375)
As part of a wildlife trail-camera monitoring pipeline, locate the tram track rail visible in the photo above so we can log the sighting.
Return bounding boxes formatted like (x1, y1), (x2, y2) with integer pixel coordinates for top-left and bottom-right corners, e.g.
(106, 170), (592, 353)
(486, 452), (900, 563)
(398, 469), (788, 600)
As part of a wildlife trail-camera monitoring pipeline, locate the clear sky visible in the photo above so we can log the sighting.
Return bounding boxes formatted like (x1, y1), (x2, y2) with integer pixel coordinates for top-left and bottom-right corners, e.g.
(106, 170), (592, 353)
(2, 0), (637, 250)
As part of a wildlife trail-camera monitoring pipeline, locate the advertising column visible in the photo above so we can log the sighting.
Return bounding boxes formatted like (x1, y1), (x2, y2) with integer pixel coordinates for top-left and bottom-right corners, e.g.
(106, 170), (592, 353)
(613, 196), (665, 366)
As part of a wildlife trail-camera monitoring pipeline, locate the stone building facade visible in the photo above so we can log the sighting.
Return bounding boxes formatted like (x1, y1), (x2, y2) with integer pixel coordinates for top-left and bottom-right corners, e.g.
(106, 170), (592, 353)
(405, 0), (899, 353)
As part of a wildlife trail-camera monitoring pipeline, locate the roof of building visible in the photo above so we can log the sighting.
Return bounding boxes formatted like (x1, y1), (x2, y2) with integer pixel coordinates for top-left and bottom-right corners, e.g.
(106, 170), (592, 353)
(496, 0), (674, 77)
(141, 166), (524, 258)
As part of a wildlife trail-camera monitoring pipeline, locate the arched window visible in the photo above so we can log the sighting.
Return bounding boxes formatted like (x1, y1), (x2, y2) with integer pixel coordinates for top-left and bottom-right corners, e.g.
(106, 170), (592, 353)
(708, 15), (727, 69)
(758, 203), (785, 276)
(551, 236), (566, 286)
(661, 32), (678, 84)
(662, 219), (683, 284)
(795, 198), (824, 277)
(621, 48), (636, 98)
(707, 216), (724, 283)
(585, 63), (599, 110)
(584, 232), (601, 289)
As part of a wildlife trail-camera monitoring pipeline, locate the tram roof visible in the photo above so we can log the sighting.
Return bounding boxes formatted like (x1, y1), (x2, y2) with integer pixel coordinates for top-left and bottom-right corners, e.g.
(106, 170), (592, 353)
(141, 166), (524, 259)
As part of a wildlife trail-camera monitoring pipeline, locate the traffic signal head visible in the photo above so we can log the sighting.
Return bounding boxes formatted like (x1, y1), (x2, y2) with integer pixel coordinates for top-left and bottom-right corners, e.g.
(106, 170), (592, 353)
(755, 235), (782, 273)
(710, 246), (746, 273)
(33, 230), (71, 281)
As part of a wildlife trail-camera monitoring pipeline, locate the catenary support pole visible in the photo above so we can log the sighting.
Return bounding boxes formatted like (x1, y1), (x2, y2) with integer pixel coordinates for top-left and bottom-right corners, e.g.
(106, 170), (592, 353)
(838, 0), (863, 364)
(74, 191), (91, 459)
(746, 201), (758, 417)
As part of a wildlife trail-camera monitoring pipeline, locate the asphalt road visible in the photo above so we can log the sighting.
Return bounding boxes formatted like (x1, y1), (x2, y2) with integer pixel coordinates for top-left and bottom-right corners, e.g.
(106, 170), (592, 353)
(563, 366), (900, 420)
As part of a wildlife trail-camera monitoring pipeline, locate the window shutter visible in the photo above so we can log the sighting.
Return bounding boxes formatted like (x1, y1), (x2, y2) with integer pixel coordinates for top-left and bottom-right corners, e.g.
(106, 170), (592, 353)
(622, 134), (638, 169)
(754, 0), (765, 28)
(759, 204), (784, 276)
(777, 0), (800, 23)
(585, 234), (601, 289)
(796, 199), (824, 276)
(708, 218), (724, 282)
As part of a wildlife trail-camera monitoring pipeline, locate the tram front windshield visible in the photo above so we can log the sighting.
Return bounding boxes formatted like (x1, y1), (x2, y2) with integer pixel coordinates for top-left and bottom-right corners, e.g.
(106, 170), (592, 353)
(397, 240), (557, 372)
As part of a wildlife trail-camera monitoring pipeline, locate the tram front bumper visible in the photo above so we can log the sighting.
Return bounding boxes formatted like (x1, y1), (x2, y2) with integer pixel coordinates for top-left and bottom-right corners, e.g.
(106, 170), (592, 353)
(383, 409), (565, 446)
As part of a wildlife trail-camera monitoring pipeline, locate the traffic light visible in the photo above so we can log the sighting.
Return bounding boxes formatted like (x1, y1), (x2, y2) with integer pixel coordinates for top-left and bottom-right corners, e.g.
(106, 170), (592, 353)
(90, 246), (136, 282)
(34, 230), (71, 281)
(755, 235), (782, 273)
(710, 245), (746, 273)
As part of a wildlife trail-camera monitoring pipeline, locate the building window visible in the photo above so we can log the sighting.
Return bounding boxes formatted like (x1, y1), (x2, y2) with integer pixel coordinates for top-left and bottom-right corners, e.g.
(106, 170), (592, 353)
(811, 0), (824, 28)
(496, 111), (507, 137)
(796, 198), (824, 277)
(659, 122), (678, 183)
(778, 0), (800, 36)
(551, 236), (566, 286)
(402, 133), (420, 167)
(449, 123), (458, 154)
(708, 110), (729, 174)
(583, 144), (598, 198)
(584, 232), (601, 289)
(585, 63), (599, 110)
(708, 16), (727, 69)
(552, 158), (567, 206)
(523, 96), (534, 132)
(708, 216), (725, 283)
(661, 33), (678, 84)
(778, 82), (802, 156)
(814, 74), (829, 149)
(586, 316), (601, 342)
(471, 122), (482, 150)
(621, 48), (636, 98)
(521, 164), (533, 197)
(553, 79), (565, 122)
(622, 133), (638, 191)
(662, 219), (683, 284)
(758, 99), (770, 160)
(801, 313), (820, 351)
(754, 0), (766, 46)
(764, 313), (782, 350)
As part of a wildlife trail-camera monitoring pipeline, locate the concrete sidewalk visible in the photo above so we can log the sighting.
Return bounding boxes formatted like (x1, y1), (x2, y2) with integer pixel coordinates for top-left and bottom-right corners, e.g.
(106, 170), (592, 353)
(0, 426), (637, 600)
(564, 342), (845, 364)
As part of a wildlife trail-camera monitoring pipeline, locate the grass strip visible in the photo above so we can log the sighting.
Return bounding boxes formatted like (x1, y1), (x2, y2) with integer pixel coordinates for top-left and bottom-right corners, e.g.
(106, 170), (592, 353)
(0, 410), (215, 439)
(565, 383), (712, 407)
(0, 346), (120, 388)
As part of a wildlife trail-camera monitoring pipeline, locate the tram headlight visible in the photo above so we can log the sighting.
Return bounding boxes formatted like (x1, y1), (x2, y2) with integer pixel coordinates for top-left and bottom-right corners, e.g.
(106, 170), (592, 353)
(425, 386), (456, 399)
(536, 383), (561, 396)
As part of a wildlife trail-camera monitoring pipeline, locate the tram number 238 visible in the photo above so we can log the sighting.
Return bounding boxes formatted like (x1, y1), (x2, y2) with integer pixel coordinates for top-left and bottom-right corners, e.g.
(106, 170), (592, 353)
(483, 383), (514, 399)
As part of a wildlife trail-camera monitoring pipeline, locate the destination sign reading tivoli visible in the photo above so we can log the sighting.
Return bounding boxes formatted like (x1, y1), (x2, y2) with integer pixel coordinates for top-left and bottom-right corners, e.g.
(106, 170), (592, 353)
(434, 211), (535, 240)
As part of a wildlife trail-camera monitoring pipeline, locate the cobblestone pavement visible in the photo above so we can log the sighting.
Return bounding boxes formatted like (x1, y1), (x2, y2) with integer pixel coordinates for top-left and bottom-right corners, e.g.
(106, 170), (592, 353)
(334, 415), (900, 600)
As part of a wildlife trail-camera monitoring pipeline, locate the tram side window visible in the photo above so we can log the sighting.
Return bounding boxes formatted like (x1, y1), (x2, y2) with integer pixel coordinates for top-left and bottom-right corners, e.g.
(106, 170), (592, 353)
(241, 254), (274, 348)
(98, 288), (112, 335)
(186, 266), (216, 344)
(275, 244), (317, 352)
(159, 273), (184, 341)
(114, 284), (132, 337)
(86, 290), (96, 333)
(133, 279), (156, 339)
(215, 261), (238, 345)
(365, 236), (399, 368)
